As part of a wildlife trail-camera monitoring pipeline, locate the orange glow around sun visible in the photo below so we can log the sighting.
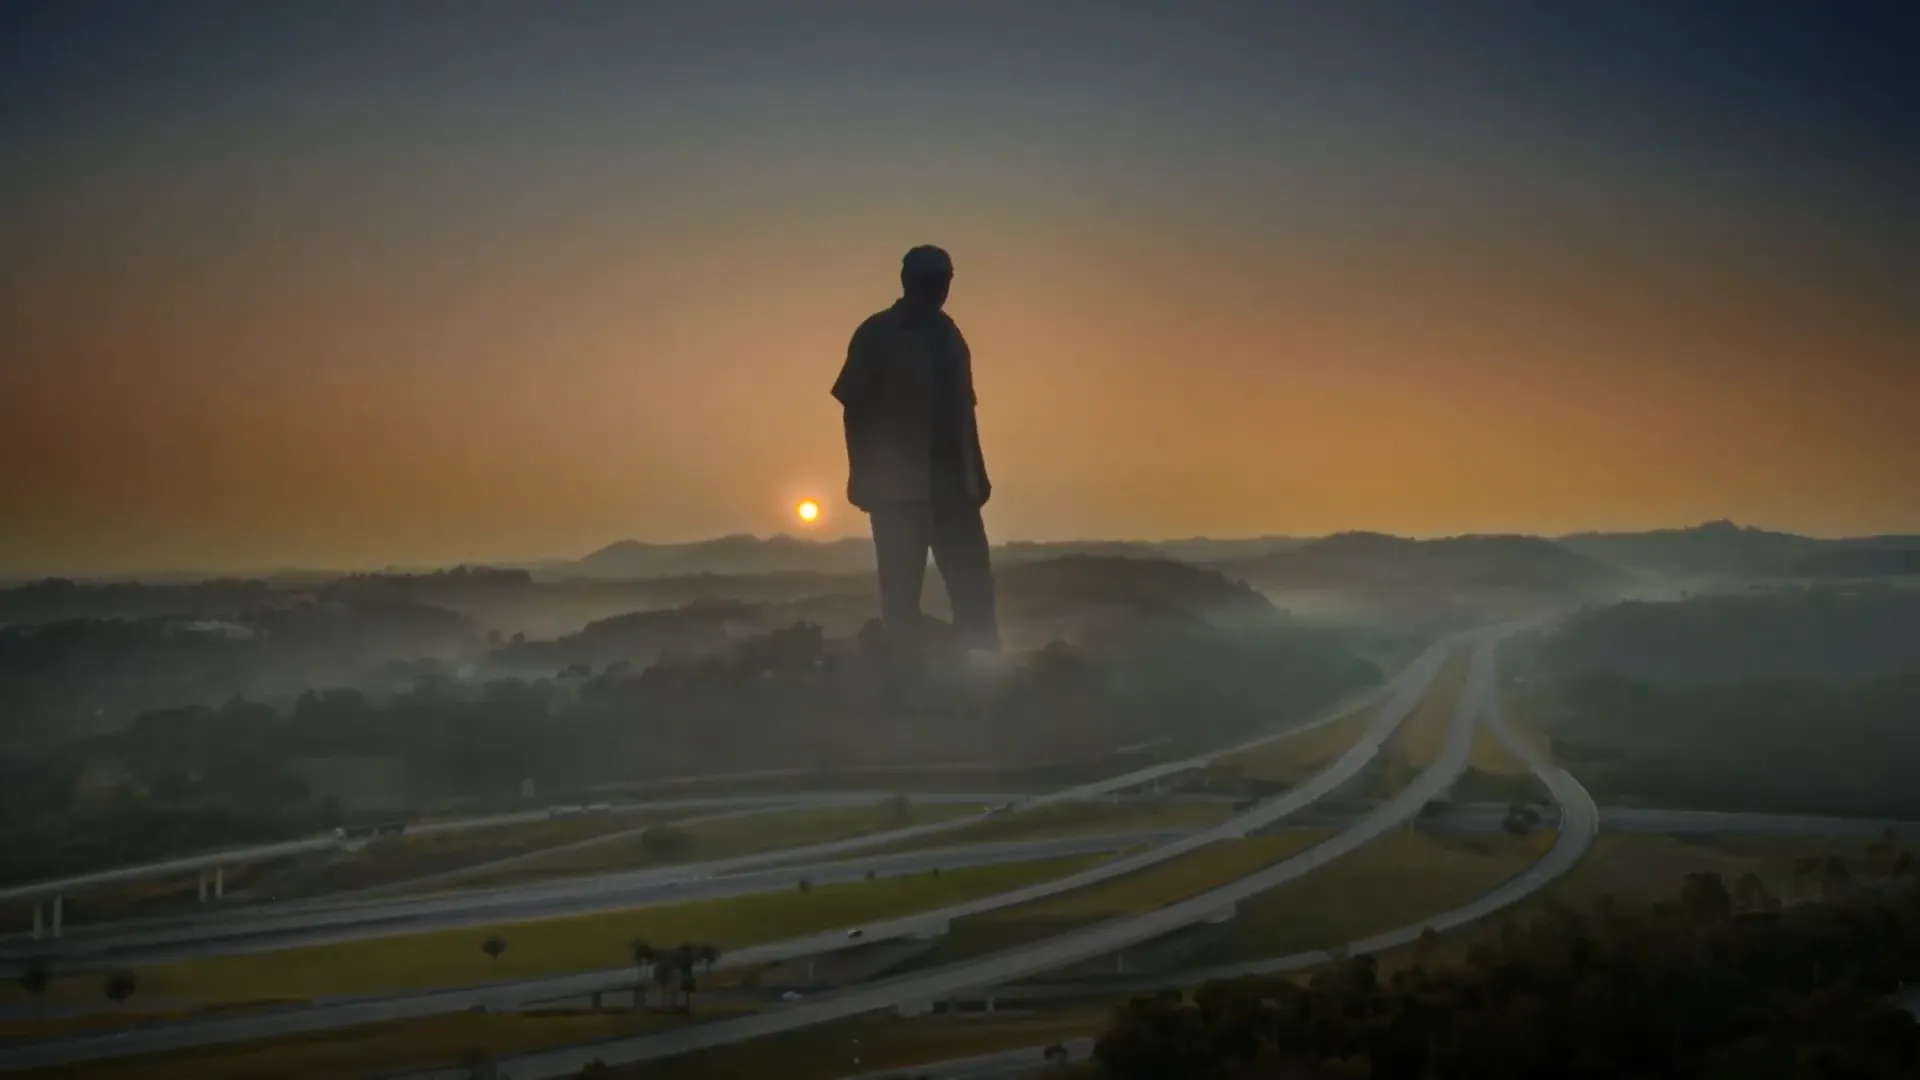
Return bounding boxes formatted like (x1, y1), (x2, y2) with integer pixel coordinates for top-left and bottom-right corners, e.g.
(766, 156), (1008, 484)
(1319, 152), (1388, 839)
(795, 498), (821, 525)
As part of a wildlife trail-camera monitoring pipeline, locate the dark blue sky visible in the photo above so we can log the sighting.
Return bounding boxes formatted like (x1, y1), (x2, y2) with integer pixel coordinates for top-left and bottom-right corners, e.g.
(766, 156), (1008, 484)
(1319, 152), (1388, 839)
(5, 2), (1913, 170)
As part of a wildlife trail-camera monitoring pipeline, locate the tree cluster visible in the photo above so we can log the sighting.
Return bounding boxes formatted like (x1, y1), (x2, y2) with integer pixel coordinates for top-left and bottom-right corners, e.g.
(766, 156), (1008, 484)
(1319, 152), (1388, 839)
(626, 938), (721, 1013)
(1092, 840), (1920, 1080)
(1533, 585), (1920, 686)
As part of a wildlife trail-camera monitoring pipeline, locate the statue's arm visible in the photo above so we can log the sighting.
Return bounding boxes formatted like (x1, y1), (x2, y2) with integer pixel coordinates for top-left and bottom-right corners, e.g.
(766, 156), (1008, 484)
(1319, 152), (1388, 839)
(831, 322), (882, 419)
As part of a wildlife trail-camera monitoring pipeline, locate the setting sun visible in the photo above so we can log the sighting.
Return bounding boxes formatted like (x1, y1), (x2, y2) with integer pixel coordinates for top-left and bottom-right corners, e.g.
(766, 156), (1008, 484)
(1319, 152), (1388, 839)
(794, 499), (821, 524)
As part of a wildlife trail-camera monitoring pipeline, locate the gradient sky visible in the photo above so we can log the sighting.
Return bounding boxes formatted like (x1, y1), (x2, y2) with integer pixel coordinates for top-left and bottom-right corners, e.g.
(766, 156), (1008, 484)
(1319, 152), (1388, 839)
(3, 1), (1916, 575)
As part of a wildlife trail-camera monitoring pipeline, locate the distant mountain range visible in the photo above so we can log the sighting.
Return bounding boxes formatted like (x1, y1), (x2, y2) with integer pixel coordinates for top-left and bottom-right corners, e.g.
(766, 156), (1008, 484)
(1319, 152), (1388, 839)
(561, 534), (1305, 581)
(1217, 531), (1622, 592)
(10, 522), (1916, 600)
(558, 521), (1920, 587)
(1554, 520), (1920, 578)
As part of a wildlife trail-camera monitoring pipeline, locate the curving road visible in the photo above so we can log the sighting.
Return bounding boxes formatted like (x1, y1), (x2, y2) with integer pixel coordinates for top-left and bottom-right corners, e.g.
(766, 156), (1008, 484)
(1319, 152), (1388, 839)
(1, 829), (1189, 973)
(0, 639), (1464, 1072)
(3, 645), (1442, 969)
(0, 794), (1005, 964)
(1038, 652), (1598, 994)
(0, 651), (1415, 920)
(0, 791), (1024, 916)
(386, 632), (1506, 1079)
(827, 631), (1600, 1080)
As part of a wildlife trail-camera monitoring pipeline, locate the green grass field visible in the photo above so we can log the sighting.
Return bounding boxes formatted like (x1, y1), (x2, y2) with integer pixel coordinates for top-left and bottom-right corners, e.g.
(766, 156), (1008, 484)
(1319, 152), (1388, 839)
(9, 1006), (722, 1080)
(1211, 707), (1371, 786)
(1193, 829), (1555, 964)
(254, 813), (683, 899)
(894, 830), (1334, 972)
(1366, 653), (1471, 797)
(0, 813), (680, 927)
(4, 854), (1109, 1007)
(581, 759), (1132, 802)
(1541, 832), (1851, 908)
(1495, 687), (1556, 766)
(874, 800), (1234, 855)
(14, 1002), (1110, 1080)
(457, 802), (985, 886)
(1208, 654), (1469, 796)
(1447, 725), (1554, 805)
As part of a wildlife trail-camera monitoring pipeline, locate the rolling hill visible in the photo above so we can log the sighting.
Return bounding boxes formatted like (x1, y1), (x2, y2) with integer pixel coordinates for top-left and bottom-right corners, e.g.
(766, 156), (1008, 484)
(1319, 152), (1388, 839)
(1556, 520), (1920, 578)
(562, 534), (1301, 580)
(1219, 531), (1620, 592)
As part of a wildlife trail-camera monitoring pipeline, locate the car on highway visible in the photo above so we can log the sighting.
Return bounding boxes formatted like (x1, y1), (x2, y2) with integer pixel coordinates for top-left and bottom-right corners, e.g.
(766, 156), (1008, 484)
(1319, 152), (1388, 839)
(780, 991), (804, 1001)
(845, 928), (865, 939)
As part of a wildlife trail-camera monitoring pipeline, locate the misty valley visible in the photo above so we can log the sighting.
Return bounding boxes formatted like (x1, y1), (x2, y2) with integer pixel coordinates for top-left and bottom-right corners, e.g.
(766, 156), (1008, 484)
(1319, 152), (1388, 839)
(3, 522), (1920, 1080)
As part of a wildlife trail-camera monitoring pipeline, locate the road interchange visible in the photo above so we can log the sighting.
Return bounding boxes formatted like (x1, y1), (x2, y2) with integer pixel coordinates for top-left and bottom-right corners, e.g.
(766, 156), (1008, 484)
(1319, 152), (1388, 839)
(5, 624), (1899, 1077)
(0, 637), (1460, 1070)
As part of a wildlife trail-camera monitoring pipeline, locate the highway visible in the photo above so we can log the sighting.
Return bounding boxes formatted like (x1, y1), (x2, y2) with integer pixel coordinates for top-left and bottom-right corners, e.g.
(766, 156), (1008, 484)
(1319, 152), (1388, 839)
(1030, 652), (1597, 995)
(7, 624), (1902, 1076)
(0, 793), (1016, 962)
(7, 613), (1909, 1077)
(0, 655), (1416, 943)
(0, 638), (1463, 1071)
(386, 631), (1507, 1079)
(9, 798), (1907, 981)
(0, 829), (1189, 971)
(2, 644), (1443, 966)
(0, 790), (1022, 913)
(0, 642), (1413, 920)
(836, 632), (1600, 1080)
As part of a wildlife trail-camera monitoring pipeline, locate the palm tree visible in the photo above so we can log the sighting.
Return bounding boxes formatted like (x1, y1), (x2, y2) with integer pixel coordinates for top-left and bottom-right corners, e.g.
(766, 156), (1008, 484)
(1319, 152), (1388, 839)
(674, 944), (697, 1002)
(481, 936), (507, 963)
(696, 943), (721, 973)
(629, 938), (658, 1009)
(651, 957), (678, 1011)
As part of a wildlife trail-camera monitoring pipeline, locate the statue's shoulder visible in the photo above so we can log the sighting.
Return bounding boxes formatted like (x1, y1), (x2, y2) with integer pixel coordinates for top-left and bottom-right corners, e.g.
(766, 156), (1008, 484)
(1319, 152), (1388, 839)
(851, 307), (905, 347)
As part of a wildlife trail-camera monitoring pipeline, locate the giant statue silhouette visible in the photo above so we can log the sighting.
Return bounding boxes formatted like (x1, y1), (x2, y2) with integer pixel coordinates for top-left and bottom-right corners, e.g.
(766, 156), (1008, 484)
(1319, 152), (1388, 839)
(831, 245), (1000, 652)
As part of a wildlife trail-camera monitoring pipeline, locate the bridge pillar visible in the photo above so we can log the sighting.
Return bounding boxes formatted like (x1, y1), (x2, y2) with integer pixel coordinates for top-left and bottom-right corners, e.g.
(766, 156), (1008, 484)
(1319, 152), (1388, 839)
(198, 869), (209, 903)
(215, 864), (225, 899)
(31, 903), (42, 940)
(50, 895), (62, 938)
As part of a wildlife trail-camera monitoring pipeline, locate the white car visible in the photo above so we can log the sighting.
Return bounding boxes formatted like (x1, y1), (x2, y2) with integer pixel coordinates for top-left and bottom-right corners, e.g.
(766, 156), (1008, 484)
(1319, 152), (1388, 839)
(781, 990), (804, 1001)
(845, 928), (865, 939)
